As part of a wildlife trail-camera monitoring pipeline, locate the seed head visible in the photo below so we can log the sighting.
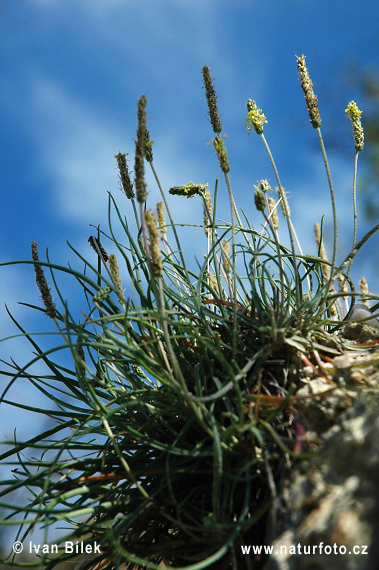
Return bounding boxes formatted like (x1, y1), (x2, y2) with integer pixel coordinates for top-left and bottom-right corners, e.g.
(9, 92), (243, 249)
(254, 189), (265, 212)
(135, 95), (148, 204)
(314, 222), (330, 281)
(345, 101), (364, 152)
(76, 339), (85, 363)
(75, 337), (86, 379)
(359, 276), (369, 306)
(156, 201), (167, 234)
(88, 235), (109, 262)
(276, 186), (291, 220)
(114, 153), (134, 199)
(131, 364), (148, 379)
(144, 128), (154, 163)
(209, 135), (230, 173)
(337, 274), (349, 301)
(202, 66), (222, 134)
(202, 189), (213, 235)
(207, 273), (218, 290)
(296, 55), (322, 129)
(145, 209), (163, 277)
(108, 254), (124, 301)
(221, 240), (231, 275)
(93, 286), (112, 303)
(31, 241), (57, 319)
(268, 197), (279, 229)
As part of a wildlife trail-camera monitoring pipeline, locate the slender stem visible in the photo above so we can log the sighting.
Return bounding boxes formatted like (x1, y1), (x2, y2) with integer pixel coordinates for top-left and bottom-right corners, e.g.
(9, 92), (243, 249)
(229, 186), (257, 255)
(131, 198), (140, 230)
(314, 127), (340, 320)
(262, 200), (285, 314)
(316, 127), (337, 272)
(340, 151), (359, 291)
(352, 151), (359, 251)
(223, 168), (237, 359)
(289, 219), (311, 291)
(260, 133), (301, 309)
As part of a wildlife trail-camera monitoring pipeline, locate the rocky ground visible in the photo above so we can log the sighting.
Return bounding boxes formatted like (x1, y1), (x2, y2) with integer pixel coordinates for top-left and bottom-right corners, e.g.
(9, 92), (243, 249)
(265, 322), (379, 570)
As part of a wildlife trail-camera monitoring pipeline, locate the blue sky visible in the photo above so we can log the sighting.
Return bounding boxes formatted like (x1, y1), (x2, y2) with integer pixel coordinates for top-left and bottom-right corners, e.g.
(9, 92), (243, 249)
(1, 0), (379, 451)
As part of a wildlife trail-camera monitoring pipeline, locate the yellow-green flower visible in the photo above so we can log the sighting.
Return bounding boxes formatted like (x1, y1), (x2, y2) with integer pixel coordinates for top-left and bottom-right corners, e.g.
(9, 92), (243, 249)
(169, 181), (209, 199)
(345, 100), (362, 120)
(246, 99), (267, 135)
(254, 180), (272, 193)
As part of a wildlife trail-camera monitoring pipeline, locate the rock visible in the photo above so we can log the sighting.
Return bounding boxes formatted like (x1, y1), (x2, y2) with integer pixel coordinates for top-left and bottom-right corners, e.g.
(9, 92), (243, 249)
(265, 393), (379, 570)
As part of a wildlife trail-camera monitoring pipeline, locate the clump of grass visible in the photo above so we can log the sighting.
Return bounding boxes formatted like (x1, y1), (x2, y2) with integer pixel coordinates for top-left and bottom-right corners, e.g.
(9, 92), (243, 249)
(1, 56), (379, 569)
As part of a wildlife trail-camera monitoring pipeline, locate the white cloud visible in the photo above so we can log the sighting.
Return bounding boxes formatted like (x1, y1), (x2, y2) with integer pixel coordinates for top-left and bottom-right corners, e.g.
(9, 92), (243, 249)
(24, 72), (213, 270)
(14, 0), (269, 244)
(27, 74), (125, 223)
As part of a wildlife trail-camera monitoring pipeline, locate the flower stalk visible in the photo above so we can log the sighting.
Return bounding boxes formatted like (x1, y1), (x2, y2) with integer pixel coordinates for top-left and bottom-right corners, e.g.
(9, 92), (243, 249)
(346, 101), (364, 250)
